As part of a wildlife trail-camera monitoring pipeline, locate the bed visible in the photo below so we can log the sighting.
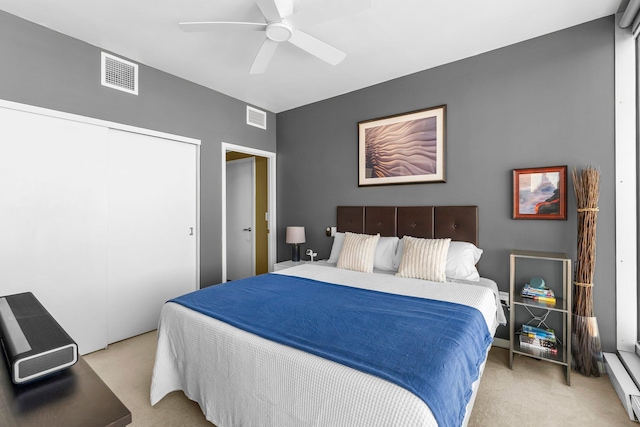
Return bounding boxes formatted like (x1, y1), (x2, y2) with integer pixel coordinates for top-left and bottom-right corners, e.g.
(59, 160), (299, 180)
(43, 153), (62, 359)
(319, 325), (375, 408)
(150, 206), (505, 427)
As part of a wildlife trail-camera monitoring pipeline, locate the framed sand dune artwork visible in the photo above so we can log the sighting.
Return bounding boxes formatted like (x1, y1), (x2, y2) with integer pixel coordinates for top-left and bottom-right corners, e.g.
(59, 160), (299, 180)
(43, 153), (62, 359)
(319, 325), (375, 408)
(512, 165), (567, 220)
(358, 105), (446, 186)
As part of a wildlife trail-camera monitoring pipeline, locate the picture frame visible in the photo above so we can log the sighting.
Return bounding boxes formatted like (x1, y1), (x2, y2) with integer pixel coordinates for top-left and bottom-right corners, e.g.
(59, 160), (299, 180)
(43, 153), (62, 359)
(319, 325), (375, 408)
(512, 165), (567, 220)
(358, 105), (446, 186)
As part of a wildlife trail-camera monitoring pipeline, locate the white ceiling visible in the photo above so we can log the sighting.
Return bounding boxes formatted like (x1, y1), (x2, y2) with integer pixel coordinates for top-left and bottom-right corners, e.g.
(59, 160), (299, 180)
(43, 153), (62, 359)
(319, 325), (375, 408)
(0, 0), (621, 113)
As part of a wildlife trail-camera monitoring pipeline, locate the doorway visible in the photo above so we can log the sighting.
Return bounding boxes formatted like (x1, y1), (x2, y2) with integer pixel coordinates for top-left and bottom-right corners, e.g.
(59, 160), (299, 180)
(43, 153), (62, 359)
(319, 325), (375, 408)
(221, 143), (276, 283)
(226, 157), (255, 280)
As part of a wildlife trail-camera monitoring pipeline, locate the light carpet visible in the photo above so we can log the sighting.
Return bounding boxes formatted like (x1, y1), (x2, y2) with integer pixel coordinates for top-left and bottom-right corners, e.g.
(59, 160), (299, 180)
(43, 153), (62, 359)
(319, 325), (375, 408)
(84, 331), (636, 426)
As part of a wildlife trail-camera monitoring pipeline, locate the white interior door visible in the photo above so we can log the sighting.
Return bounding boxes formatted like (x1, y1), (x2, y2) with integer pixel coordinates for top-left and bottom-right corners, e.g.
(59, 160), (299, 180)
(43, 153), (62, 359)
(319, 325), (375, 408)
(226, 158), (255, 280)
(0, 107), (109, 354)
(107, 129), (197, 343)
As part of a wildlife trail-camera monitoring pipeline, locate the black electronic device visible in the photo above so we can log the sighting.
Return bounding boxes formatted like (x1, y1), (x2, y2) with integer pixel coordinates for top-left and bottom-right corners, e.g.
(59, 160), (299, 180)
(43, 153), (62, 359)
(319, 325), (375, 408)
(0, 292), (77, 384)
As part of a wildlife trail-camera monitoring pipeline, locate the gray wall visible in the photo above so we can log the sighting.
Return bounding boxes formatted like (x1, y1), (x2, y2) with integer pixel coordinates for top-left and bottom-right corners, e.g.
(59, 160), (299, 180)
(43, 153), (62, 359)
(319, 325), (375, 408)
(0, 11), (277, 287)
(0, 10), (618, 349)
(276, 17), (616, 349)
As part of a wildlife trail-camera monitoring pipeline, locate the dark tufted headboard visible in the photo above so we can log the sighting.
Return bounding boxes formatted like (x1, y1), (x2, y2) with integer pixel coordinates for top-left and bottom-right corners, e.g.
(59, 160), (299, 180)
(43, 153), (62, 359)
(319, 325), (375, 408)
(336, 206), (478, 246)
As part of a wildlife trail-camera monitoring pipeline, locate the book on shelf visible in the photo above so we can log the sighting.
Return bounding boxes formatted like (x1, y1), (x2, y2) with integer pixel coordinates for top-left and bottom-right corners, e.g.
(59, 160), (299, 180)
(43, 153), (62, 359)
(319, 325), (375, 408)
(520, 332), (557, 347)
(532, 295), (556, 304)
(520, 334), (557, 349)
(520, 342), (559, 357)
(519, 325), (558, 354)
(521, 283), (555, 297)
(520, 284), (556, 304)
(522, 324), (555, 339)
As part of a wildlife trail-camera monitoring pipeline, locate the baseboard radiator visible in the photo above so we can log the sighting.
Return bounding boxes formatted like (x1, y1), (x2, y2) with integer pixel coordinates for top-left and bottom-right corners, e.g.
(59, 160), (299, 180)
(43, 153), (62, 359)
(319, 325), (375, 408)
(603, 351), (640, 422)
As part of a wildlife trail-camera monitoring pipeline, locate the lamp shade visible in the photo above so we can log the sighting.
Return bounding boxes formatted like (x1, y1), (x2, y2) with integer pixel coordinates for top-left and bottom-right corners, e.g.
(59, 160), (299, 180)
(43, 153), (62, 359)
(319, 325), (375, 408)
(285, 226), (306, 244)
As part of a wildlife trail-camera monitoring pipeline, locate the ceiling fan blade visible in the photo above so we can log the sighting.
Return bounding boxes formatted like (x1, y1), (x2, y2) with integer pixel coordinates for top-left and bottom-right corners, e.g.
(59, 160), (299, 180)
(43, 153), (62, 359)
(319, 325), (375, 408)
(255, 0), (291, 22)
(288, 30), (346, 66)
(274, 0), (293, 19)
(250, 38), (279, 74)
(179, 21), (266, 32)
(287, 0), (371, 29)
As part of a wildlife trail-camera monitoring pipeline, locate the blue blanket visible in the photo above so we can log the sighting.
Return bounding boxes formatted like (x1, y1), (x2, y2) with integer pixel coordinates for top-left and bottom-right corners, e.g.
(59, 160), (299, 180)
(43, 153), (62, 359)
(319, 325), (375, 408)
(171, 273), (492, 427)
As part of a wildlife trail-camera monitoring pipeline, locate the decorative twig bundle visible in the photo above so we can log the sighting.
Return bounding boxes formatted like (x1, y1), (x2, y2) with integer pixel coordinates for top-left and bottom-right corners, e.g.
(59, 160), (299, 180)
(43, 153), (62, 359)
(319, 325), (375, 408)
(572, 166), (602, 377)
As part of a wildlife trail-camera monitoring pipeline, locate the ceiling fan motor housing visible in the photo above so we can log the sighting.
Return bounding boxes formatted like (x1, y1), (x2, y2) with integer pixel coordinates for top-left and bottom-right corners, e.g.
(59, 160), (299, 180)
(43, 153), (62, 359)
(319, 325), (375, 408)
(266, 22), (292, 42)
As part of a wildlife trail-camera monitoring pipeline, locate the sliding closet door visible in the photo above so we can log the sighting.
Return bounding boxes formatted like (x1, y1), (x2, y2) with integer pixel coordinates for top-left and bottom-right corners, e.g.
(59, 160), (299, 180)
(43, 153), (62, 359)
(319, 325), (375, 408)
(0, 107), (109, 354)
(107, 129), (197, 343)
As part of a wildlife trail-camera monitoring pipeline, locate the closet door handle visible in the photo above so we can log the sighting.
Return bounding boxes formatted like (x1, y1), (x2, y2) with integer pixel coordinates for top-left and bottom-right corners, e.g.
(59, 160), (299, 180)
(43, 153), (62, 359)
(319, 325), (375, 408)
(243, 227), (252, 232)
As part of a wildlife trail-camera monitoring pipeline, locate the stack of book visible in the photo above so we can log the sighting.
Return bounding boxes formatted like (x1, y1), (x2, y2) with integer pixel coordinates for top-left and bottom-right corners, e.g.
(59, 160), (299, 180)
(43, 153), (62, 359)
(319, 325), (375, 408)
(521, 283), (556, 304)
(519, 324), (558, 356)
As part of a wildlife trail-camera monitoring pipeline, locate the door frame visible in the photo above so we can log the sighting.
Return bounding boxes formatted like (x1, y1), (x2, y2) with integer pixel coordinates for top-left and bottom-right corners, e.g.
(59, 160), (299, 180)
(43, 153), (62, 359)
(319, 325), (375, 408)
(221, 142), (276, 283)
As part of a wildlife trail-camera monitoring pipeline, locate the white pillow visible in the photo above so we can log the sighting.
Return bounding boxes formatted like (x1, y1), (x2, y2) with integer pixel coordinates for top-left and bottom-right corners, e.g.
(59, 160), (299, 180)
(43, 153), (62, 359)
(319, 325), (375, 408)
(327, 232), (345, 263)
(392, 238), (406, 270)
(337, 232), (380, 273)
(373, 236), (400, 271)
(329, 233), (398, 271)
(446, 241), (483, 282)
(396, 236), (450, 282)
(394, 237), (482, 281)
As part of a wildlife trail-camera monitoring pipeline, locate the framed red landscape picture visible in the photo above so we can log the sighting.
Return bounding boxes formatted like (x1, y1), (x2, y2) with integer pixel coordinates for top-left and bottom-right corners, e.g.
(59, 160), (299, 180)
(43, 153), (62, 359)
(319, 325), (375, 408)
(512, 165), (567, 220)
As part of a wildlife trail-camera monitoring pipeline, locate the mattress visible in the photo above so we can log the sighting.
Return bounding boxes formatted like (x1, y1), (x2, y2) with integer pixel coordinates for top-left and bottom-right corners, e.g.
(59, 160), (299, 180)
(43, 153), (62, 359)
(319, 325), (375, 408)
(150, 263), (502, 426)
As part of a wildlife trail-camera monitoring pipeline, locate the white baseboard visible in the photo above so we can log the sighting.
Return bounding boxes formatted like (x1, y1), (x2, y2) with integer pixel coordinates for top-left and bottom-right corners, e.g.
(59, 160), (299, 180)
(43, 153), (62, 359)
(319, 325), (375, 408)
(604, 352), (640, 422)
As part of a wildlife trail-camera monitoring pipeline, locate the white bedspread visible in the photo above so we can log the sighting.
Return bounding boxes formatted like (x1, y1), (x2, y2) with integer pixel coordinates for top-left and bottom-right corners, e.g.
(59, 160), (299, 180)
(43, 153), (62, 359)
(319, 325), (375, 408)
(150, 264), (501, 427)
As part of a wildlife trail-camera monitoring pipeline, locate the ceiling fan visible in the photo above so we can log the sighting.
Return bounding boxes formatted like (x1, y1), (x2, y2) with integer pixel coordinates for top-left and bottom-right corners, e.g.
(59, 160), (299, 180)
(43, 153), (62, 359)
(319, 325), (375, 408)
(179, 0), (371, 74)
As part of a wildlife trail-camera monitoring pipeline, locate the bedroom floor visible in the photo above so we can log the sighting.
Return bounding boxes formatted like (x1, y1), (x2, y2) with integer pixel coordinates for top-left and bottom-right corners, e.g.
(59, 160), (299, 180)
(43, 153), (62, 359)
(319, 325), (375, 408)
(85, 331), (636, 427)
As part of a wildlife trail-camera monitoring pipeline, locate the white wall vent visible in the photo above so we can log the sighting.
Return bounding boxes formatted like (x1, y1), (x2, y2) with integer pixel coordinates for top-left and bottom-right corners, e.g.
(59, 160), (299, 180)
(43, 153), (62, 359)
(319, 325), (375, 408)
(101, 52), (138, 95)
(246, 106), (267, 130)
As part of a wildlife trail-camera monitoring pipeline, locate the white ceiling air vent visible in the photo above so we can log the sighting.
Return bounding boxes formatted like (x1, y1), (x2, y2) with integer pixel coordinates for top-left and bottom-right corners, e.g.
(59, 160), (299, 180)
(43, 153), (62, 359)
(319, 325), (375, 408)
(247, 106), (267, 130)
(101, 52), (138, 95)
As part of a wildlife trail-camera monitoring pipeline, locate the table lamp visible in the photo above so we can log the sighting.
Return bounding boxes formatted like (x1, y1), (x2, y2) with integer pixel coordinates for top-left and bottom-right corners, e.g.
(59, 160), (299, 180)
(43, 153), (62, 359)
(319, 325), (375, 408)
(286, 226), (305, 261)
